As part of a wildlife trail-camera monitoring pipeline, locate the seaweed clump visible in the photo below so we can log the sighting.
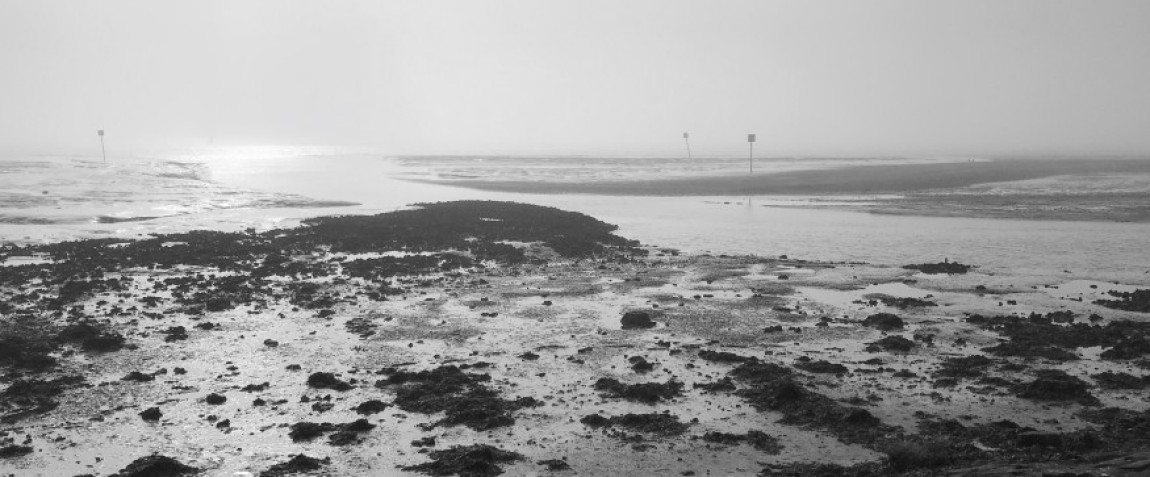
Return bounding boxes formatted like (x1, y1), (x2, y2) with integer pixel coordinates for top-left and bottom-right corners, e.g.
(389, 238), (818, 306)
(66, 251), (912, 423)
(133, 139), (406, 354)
(727, 361), (897, 445)
(288, 418), (375, 445)
(580, 412), (689, 435)
(934, 355), (995, 379)
(401, 444), (524, 477)
(306, 372), (354, 391)
(110, 455), (197, 477)
(592, 377), (683, 404)
(376, 365), (539, 431)
(700, 430), (783, 454)
(260, 454), (330, 477)
(1091, 371), (1148, 390)
(866, 335), (915, 352)
(870, 295), (938, 309)
(1014, 369), (1099, 406)
(1, 375), (85, 421)
(966, 313), (1150, 361)
(903, 261), (972, 275)
(698, 350), (755, 363)
(794, 360), (848, 374)
(861, 313), (904, 331)
(1094, 289), (1150, 313)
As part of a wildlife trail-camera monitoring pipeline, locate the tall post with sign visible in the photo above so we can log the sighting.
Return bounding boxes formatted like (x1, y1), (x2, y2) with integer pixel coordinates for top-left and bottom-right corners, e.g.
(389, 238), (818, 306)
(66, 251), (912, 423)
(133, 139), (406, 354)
(683, 132), (692, 160)
(747, 133), (756, 174)
(97, 130), (106, 163)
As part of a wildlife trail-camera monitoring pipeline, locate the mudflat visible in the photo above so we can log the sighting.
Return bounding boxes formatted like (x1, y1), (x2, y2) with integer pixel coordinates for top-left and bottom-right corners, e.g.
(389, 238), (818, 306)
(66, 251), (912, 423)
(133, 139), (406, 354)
(409, 157), (1150, 196)
(2, 201), (1149, 476)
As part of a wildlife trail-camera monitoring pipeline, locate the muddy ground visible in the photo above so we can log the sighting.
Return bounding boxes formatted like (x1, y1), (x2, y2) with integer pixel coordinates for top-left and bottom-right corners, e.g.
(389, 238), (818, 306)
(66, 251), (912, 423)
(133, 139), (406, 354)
(2, 201), (1149, 476)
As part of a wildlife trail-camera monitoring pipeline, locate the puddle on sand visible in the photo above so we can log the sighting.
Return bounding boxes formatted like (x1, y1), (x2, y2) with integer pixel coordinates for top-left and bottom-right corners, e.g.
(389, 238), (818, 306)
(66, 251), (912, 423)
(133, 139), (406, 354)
(794, 282), (934, 312)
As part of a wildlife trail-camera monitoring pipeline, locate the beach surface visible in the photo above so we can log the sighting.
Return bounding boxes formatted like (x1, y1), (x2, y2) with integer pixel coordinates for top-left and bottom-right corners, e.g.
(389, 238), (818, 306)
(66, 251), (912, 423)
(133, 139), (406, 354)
(2, 201), (1149, 476)
(404, 156), (1150, 223)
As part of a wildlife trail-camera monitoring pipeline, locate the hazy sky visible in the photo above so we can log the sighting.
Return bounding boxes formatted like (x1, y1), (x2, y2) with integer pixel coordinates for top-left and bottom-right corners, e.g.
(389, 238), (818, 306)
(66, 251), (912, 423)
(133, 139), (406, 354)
(2, 1), (1149, 156)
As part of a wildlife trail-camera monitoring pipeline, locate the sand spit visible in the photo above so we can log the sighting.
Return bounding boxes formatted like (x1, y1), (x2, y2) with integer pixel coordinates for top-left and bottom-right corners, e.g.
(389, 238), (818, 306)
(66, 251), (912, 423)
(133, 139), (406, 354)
(407, 157), (1150, 196)
(2, 201), (1149, 476)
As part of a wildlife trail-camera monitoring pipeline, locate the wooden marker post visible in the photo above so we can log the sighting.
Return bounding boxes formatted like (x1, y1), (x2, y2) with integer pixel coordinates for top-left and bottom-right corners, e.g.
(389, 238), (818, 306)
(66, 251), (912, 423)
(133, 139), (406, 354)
(97, 130), (106, 163)
(747, 133), (756, 174)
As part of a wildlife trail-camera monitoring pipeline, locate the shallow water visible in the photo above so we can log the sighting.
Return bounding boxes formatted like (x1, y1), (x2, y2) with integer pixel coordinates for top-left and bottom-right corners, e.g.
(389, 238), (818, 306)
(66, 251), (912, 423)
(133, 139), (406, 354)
(2, 147), (1148, 285)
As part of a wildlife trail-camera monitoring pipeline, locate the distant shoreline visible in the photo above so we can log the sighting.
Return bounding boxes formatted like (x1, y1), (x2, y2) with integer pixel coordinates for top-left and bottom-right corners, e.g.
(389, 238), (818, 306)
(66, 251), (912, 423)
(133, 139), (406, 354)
(403, 157), (1150, 196)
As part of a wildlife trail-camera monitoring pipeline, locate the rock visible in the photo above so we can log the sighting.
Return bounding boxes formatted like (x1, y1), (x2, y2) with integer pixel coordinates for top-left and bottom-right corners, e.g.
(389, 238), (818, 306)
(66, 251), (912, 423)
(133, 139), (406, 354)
(621, 311), (656, 330)
(205, 393), (227, 405)
(263, 339), (279, 347)
(139, 407), (162, 421)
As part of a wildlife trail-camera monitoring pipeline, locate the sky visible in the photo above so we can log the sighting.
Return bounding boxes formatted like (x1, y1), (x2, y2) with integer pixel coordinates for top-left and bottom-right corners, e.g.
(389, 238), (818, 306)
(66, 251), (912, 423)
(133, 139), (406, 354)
(1, 0), (1149, 156)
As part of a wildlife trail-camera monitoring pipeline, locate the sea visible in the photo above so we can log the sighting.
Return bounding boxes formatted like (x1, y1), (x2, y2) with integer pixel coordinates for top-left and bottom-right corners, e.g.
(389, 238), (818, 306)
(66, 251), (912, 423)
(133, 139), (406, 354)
(2, 146), (1148, 284)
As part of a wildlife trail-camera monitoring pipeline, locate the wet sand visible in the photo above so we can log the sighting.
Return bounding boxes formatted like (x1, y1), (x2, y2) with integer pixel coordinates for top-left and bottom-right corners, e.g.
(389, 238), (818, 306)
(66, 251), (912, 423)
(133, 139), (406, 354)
(408, 157), (1150, 196)
(2, 202), (1150, 476)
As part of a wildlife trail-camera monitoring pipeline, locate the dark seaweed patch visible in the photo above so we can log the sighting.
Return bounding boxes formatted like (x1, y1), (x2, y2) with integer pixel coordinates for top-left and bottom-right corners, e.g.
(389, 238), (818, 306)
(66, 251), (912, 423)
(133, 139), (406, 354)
(109, 455), (197, 477)
(794, 360), (848, 375)
(697, 350), (754, 363)
(1094, 289), (1150, 313)
(260, 454), (330, 477)
(1091, 371), (1148, 390)
(865, 335), (915, 352)
(967, 313), (1150, 361)
(728, 361), (897, 445)
(402, 444), (524, 477)
(580, 412), (689, 435)
(1014, 369), (1099, 406)
(700, 430), (783, 453)
(903, 261), (972, 275)
(378, 365), (538, 431)
(861, 313), (904, 331)
(592, 377), (683, 404)
(1, 376), (84, 421)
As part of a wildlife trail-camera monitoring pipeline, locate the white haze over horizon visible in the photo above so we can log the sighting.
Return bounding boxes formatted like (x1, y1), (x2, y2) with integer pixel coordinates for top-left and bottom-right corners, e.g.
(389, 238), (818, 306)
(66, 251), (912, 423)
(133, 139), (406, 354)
(2, 1), (1150, 158)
